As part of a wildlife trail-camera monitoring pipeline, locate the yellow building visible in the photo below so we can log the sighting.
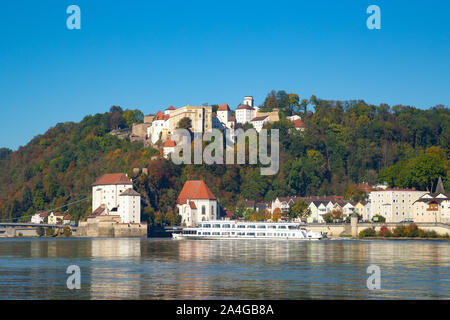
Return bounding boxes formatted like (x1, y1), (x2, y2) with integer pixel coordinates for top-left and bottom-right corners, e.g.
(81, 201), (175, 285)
(354, 201), (367, 220)
(168, 106), (213, 134)
(255, 109), (280, 123)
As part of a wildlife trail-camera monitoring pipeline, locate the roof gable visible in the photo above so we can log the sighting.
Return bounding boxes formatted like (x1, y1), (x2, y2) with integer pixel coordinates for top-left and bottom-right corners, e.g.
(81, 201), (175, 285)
(119, 188), (140, 197)
(92, 173), (132, 186)
(251, 115), (268, 122)
(236, 104), (254, 111)
(218, 103), (230, 111)
(163, 140), (176, 148)
(177, 180), (216, 204)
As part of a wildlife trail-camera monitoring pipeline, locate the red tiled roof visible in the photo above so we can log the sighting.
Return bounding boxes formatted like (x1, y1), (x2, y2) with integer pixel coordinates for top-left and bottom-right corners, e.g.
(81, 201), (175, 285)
(54, 212), (64, 217)
(92, 173), (132, 186)
(39, 213), (48, 218)
(164, 115), (170, 120)
(177, 180), (216, 204)
(154, 111), (165, 121)
(237, 104), (254, 110)
(90, 206), (106, 217)
(293, 119), (304, 128)
(166, 106), (176, 110)
(218, 103), (230, 111)
(277, 196), (300, 203)
(358, 183), (372, 193)
(237, 200), (255, 207)
(63, 214), (72, 220)
(189, 201), (197, 209)
(251, 115), (268, 122)
(163, 140), (176, 148)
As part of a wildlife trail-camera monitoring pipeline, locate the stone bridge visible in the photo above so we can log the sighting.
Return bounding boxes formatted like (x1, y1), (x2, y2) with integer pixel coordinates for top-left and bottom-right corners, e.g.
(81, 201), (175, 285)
(0, 223), (75, 238)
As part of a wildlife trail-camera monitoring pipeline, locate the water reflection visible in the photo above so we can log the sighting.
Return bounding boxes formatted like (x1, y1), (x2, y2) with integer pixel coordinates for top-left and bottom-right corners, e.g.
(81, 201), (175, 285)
(0, 238), (448, 299)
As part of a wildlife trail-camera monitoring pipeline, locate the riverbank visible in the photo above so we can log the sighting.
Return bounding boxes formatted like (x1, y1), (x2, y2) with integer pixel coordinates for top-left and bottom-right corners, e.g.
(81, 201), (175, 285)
(358, 237), (450, 241)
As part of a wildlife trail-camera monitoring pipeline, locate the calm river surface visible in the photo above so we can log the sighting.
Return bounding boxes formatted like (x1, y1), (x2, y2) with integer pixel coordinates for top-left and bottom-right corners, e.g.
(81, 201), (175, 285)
(0, 238), (448, 299)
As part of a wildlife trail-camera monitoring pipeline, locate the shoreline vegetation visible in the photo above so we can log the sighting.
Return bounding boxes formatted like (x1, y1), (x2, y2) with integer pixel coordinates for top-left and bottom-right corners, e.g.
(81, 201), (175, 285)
(358, 223), (450, 239)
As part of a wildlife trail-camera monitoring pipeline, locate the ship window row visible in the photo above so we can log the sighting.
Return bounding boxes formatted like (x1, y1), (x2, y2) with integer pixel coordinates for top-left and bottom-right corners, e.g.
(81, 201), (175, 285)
(194, 232), (295, 237)
(198, 224), (289, 229)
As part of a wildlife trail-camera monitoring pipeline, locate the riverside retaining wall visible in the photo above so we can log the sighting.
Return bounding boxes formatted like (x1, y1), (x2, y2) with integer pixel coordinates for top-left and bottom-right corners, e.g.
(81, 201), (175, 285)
(307, 222), (450, 237)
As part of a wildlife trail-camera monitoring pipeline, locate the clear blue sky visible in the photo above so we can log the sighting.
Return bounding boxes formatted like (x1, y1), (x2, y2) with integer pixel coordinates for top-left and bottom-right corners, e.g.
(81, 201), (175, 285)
(0, 0), (449, 150)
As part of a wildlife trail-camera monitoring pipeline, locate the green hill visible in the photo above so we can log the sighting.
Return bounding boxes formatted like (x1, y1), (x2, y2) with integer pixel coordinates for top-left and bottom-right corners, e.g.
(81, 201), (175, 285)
(0, 93), (448, 226)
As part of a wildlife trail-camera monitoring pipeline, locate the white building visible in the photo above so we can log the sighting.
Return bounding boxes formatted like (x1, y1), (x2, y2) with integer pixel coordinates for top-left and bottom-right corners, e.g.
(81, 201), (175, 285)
(149, 111), (167, 144)
(287, 115), (301, 121)
(250, 115), (269, 132)
(271, 196), (301, 214)
(307, 201), (328, 223)
(163, 140), (176, 159)
(342, 202), (354, 218)
(91, 173), (142, 224)
(412, 177), (450, 223)
(243, 96), (254, 107)
(364, 201), (372, 221)
(164, 105), (176, 115)
(369, 188), (427, 222)
(92, 173), (133, 214)
(236, 104), (256, 124)
(31, 212), (47, 224)
(217, 103), (232, 125)
(118, 188), (141, 223)
(177, 180), (218, 227)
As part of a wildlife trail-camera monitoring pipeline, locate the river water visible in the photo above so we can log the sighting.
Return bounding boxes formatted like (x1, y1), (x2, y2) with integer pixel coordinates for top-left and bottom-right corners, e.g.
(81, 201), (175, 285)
(0, 238), (448, 299)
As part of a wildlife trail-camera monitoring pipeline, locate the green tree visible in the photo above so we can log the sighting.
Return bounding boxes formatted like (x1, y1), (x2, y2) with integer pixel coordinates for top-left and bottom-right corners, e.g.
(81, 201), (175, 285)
(122, 109), (144, 128)
(288, 199), (311, 221)
(36, 227), (45, 237)
(45, 228), (55, 237)
(177, 117), (192, 130)
(372, 214), (386, 223)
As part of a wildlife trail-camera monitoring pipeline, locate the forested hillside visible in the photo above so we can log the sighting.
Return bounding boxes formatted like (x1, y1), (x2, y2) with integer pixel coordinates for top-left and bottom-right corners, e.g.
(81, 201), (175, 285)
(0, 92), (448, 226)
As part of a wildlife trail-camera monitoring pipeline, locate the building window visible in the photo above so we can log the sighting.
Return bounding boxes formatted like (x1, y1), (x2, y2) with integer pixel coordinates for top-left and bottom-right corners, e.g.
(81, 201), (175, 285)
(202, 206), (206, 215)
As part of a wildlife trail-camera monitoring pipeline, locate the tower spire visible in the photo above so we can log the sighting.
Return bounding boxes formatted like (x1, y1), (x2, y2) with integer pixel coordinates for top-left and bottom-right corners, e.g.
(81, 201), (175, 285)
(435, 176), (445, 194)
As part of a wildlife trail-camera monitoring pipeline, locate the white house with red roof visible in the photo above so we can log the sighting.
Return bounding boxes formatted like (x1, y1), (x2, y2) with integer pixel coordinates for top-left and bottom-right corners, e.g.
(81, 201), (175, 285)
(250, 115), (269, 132)
(149, 111), (167, 144)
(31, 211), (48, 224)
(177, 180), (218, 227)
(63, 214), (73, 225)
(287, 115), (305, 131)
(163, 139), (176, 159)
(91, 173), (134, 212)
(217, 103), (232, 125)
(236, 104), (256, 124)
(164, 105), (176, 115)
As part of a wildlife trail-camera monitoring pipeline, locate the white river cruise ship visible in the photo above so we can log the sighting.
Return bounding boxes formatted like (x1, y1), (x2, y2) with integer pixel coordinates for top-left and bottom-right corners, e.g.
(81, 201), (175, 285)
(172, 220), (326, 240)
